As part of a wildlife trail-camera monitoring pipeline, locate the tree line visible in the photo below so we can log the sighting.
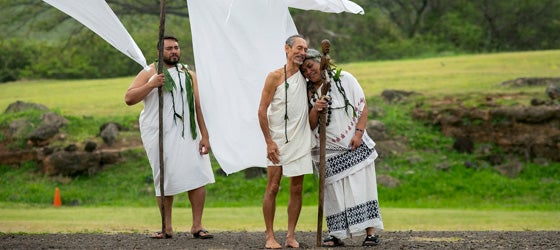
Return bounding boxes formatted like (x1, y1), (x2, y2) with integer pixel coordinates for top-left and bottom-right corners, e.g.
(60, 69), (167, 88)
(1, 0), (559, 83)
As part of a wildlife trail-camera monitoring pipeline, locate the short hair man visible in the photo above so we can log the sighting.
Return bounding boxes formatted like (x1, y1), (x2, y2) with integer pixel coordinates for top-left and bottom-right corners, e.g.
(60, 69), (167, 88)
(257, 34), (314, 249)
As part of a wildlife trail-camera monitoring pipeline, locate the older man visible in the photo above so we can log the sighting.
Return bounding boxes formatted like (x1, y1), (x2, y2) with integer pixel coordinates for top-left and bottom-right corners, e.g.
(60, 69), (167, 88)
(257, 34), (314, 249)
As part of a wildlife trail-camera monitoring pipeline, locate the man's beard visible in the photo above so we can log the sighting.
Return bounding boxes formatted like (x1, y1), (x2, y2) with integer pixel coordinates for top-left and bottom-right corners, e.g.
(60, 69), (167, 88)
(163, 55), (180, 66)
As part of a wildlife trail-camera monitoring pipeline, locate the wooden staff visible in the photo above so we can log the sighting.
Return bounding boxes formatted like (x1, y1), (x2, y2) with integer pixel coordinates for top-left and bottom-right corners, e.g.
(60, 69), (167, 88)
(157, 0), (167, 237)
(316, 39), (332, 247)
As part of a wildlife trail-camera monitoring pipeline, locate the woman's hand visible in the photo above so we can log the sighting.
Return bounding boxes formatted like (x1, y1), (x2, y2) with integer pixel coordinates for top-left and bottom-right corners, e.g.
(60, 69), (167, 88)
(349, 129), (364, 150)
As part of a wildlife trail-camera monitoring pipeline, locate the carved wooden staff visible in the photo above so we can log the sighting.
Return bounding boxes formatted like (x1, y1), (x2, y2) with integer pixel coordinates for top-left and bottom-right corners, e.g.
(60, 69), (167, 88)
(156, 0), (167, 237)
(316, 39), (332, 247)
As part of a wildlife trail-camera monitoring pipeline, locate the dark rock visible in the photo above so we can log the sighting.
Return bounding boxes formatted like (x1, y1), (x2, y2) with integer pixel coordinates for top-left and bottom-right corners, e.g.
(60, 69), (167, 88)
(381, 89), (417, 103)
(28, 125), (59, 146)
(8, 118), (31, 139)
(530, 98), (546, 106)
(84, 141), (97, 152)
(99, 151), (120, 165)
(42, 151), (100, 176)
(40, 112), (67, 128)
(374, 140), (407, 159)
(366, 120), (387, 141)
(64, 144), (78, 152)
(100, 123), (119, 146)
(4, 101), (48, 113)
(453, 136), (474, 154)
(100, 122), (128, 132)
(546, 83), (560, 100)
(501, 77), (560, 87)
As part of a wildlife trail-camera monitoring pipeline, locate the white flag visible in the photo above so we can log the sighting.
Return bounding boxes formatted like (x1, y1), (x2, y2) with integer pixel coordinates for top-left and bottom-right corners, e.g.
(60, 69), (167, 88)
(286, 0), (365, 14)
(188, 0), (364, 174)
(43, 0), (148, 69)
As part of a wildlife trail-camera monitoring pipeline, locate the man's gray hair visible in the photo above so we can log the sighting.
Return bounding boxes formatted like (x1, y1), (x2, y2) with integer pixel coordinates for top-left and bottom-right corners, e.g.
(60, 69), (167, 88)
(305, 48), (322, 63)
(285, 34), (304, 47)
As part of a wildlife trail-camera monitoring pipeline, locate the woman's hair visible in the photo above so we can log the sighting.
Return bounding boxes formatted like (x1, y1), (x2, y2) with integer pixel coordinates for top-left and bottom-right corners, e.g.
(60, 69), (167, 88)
(305, 49), (322, 63)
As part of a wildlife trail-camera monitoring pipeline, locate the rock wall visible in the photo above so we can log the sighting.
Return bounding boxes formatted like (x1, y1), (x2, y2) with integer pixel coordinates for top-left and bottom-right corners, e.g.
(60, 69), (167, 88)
(412, 105), (560, 162)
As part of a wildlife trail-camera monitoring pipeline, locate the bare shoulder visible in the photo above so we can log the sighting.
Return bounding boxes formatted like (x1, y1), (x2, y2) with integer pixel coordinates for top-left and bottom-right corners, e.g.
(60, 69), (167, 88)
(137, 64), (156, 78)
(265, 68), (284, 88)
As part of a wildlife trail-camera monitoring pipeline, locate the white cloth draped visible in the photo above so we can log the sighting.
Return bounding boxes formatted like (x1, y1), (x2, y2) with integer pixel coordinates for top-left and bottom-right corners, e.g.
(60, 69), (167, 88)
(42, 0), (148, 69)
(188, 0), (365, 174)
(187, 0), (297, 175)
(286, 0), (364, 14)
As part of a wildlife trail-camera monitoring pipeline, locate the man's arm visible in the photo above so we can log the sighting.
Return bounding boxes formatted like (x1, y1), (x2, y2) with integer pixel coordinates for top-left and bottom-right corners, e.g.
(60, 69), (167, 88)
(258, 70), (281, 164)
(124, 64), (164, 106)
(191, 70), (211, 155)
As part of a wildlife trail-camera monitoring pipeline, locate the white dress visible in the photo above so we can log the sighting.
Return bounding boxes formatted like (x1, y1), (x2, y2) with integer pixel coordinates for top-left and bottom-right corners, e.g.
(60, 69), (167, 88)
(310, 71), (384, 239)
(139, 66), (215, 196)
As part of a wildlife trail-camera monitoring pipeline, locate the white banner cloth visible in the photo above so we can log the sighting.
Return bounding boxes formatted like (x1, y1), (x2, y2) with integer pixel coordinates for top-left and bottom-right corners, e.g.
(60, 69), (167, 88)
(43, 0), (148, 69)
(188, 0), (364, 174)
(187, 0), (297, 175)
(286, 0), (364, 14)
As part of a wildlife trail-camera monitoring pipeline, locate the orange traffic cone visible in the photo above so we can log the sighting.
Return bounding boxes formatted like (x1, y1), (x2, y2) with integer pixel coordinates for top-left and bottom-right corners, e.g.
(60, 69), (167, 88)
(53, 187), (62, 207)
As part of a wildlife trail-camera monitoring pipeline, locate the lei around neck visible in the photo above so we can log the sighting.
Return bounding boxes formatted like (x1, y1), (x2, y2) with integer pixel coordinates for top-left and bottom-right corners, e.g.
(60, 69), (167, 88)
(155, 61), (197, 140)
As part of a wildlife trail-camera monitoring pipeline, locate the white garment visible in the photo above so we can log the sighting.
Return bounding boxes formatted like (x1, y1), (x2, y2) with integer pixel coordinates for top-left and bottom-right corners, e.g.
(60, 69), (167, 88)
(324, 158), (384, 239)
(267, 71), (314, 177)
(310, 71), (383, 238)
(139, 66), (215, 196)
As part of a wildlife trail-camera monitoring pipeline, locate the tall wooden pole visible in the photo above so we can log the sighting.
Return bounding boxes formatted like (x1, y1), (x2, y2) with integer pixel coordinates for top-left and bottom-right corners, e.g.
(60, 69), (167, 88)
(316, 39), (332, 247)
(316, 109), (326, 247)
(157, 0), (167, 237)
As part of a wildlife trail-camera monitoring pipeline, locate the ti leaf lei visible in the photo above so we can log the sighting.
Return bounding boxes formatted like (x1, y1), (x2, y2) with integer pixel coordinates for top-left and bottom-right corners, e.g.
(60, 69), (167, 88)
(330, 67), (357, 118)
(156, 61), (197, 140)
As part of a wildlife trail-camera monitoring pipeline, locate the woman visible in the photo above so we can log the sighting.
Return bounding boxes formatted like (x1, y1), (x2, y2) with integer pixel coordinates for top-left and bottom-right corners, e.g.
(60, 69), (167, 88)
(301, 49), (383, 247)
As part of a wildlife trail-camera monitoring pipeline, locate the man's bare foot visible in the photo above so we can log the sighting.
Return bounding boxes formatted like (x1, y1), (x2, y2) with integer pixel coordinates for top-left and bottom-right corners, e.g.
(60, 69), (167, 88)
(265, 239), (282, 249)
(285, 238), (300, 248)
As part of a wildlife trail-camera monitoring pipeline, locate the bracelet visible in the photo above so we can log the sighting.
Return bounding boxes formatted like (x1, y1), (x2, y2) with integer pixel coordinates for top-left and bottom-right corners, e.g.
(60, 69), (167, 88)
(355, 128), (364, 133)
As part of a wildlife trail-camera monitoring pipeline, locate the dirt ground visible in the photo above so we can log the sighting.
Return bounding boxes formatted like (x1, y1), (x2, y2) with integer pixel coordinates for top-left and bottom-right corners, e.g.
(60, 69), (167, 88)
(1, 231), (558, 249)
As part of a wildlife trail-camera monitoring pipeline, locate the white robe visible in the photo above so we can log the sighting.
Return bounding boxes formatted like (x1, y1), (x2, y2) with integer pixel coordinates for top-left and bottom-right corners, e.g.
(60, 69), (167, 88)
(311, 71), (383, 239)
(267, 71), (314, 177)
(139, 66), (215, 196)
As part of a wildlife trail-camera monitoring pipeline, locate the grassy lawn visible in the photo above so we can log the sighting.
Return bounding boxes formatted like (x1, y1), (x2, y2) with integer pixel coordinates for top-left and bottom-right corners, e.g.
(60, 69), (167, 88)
(2, 50), (559, 116)
(0, 206), (558, 233)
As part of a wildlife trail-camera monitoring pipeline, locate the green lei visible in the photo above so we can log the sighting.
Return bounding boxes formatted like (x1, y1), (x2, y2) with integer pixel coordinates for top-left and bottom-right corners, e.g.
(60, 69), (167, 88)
(308, 67), (357, 118)
(331, 68), (357, 118)
(156, 61), (197, 140)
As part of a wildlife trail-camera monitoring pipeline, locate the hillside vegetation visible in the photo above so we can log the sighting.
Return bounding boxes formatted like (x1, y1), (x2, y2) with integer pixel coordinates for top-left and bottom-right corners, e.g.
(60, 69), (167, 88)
(0, 51), (559, 210)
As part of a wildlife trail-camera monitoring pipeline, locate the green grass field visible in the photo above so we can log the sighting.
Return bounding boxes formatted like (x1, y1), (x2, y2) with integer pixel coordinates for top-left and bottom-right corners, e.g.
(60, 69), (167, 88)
(2, 50), (559, 116)
(0, 206), (557, 233)
(1, 50), (559, 233)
